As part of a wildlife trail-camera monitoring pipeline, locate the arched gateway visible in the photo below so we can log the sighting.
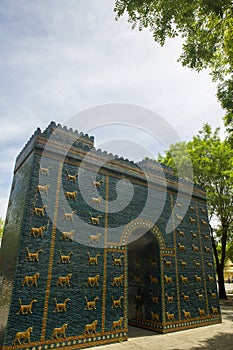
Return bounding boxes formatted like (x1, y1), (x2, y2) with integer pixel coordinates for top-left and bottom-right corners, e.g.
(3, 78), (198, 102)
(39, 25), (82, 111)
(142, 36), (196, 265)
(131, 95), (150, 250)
(123, 220), (165, 332)
(0, 123), (221, 350)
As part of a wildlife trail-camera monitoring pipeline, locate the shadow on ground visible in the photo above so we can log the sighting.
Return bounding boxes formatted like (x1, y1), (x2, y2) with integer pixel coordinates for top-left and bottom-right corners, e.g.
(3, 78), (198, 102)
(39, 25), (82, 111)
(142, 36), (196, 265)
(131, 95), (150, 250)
(219, 295), (233, 322)
(128, 325), (159, 338)
(190, 332), (233, 350)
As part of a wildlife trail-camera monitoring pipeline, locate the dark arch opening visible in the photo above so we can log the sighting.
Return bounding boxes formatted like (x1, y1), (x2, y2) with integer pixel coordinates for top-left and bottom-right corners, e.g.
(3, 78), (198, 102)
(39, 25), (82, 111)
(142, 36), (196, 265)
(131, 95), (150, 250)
(127, 228), (161, 335)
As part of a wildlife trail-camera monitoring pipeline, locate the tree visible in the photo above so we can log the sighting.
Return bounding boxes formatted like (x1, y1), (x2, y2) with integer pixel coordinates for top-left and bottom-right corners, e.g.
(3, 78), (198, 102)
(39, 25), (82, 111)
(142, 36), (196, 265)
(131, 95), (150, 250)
(114, 0), (233, 131)
(158, 124), (233, 299)
(217, 78), (233, 139)
(157, 141), (193, 181)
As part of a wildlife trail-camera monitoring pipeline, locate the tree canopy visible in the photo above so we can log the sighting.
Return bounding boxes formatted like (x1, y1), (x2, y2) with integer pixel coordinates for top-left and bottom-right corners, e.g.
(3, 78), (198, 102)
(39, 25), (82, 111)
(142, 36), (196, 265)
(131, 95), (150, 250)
(158, 124), (233, 298)
(114, 0), (233, 131)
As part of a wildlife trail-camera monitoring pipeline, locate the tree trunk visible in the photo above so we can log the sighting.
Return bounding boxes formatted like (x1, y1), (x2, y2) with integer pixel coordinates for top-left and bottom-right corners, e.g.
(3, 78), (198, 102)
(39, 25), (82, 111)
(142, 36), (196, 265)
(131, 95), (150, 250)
(210, 224), (227, 299)
(219, 224), (228, 299)
(217, 264), (227, 299)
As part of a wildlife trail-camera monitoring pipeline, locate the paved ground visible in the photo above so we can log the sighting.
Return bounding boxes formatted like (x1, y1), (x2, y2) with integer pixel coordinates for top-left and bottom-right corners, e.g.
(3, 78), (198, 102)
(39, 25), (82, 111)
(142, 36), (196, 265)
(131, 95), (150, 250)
(91, 293), (233, 350)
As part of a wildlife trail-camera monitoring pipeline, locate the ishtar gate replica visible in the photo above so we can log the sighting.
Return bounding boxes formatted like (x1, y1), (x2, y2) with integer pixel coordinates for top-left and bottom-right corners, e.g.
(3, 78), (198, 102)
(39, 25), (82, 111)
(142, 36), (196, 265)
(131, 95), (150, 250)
(0, 122), (221, 350)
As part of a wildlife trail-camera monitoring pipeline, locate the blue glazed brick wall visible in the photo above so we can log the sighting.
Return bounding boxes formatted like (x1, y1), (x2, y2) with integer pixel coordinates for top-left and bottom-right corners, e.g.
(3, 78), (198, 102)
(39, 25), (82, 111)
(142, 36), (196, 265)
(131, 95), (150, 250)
(1, 123), (221, 350)
(0, 153), (36, 345)
(2, 153), (55, 346)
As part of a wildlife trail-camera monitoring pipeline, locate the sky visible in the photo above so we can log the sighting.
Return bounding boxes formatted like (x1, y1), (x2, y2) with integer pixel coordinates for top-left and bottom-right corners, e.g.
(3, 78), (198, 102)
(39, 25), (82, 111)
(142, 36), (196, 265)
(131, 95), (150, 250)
(0, 0), (225, 219)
